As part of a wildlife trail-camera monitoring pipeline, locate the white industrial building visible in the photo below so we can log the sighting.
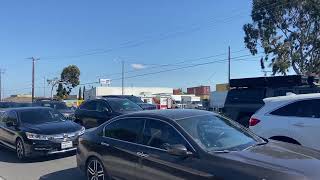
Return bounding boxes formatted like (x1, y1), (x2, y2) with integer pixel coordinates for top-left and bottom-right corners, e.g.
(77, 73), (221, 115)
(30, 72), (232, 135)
(84, 86), (173, 100)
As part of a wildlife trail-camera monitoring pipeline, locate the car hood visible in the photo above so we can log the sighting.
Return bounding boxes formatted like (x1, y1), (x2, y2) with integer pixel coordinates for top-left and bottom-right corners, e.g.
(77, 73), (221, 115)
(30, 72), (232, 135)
(215, 141), (320, 179)
(23, 121), (82, 135)
(137, 103), (157, 110)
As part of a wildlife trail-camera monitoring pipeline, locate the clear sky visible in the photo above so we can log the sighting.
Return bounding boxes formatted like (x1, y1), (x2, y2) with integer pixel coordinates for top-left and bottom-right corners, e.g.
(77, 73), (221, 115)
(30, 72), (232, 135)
(0, 0), (275, 97)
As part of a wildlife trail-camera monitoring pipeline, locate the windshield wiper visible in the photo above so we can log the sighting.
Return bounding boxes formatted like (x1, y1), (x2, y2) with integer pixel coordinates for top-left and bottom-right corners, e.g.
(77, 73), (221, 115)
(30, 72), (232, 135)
(213, 150), (231, 153)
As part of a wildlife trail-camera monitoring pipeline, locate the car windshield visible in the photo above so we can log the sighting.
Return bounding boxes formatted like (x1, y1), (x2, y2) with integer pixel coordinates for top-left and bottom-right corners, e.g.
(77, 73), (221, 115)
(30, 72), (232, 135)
(108, 99), (142, 112)
(19, 109), (66, 124)
(126, 96), (143, 103)
(176, 114), (261, 152)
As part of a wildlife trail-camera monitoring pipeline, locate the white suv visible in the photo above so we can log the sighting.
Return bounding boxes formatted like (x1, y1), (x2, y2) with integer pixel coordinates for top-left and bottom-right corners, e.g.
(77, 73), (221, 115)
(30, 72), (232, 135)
(249, 93), (320, 150)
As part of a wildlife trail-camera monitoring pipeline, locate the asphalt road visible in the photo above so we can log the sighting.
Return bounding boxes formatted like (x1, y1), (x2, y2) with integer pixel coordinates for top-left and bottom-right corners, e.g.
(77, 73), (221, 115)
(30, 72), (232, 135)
(0, 145), (86, 180)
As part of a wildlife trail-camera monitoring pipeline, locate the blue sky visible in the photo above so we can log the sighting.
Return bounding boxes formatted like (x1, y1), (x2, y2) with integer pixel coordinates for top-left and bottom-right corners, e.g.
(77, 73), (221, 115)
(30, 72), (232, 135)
(0, 0), (274, 97)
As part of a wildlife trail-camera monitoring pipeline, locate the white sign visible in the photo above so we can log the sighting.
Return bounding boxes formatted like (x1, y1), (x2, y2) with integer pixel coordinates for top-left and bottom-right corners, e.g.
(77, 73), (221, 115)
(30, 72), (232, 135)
(99, 79), (111, 86)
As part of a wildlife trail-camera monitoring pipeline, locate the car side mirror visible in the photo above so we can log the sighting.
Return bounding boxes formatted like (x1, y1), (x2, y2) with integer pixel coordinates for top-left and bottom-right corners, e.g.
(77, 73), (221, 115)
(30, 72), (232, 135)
(167, 144), (192, 157)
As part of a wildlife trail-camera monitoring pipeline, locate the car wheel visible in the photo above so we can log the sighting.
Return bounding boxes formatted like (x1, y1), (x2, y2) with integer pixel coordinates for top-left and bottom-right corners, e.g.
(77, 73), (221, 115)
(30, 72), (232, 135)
(16, 138), (25, 160)
(86, 157), (108, 180)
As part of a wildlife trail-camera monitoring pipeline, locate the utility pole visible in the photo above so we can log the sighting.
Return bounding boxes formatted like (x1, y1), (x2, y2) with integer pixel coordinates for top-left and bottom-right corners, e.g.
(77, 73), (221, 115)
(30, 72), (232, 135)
(43, 76), (46, 97)
(228, 46), (231, 86)
(0, 69), (5, 101)
(27, 57), (39, 102)
(122, 60), (124, 95)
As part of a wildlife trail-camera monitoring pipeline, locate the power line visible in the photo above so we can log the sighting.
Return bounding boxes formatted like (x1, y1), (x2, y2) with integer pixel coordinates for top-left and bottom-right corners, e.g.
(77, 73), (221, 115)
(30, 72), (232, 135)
(80, 53), (263, 86)
(97, 49), (248, 78)
(39, 1), (290, 61)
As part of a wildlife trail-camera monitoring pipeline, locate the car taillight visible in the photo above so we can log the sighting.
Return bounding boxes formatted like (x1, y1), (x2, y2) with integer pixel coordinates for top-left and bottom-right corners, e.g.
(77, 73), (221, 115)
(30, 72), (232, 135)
(249, 117), (261, 126)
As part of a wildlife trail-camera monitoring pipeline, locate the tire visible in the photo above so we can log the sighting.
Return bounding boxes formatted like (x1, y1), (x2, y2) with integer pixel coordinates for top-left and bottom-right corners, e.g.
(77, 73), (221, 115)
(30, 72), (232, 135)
(16, 138), (26, 160)
(86, 157), (108, 180)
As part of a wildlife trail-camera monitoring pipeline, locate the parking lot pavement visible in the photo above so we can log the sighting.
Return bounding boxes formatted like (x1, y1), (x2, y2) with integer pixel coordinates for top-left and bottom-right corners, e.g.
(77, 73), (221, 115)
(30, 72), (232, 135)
(0, 146), (86, 180)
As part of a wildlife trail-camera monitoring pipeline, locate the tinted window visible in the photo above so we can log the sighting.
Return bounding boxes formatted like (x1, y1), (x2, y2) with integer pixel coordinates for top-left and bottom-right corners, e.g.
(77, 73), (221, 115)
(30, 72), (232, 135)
(104, 119), (144, 143)
(226, 88), (265, 104)
(126, 96), (143, 103)
(96, 101), (110, 112)
(40, 102), (68, 110)
(142, 119), (188, 150)
(108, 99), (142, 112)
(19, 109), (65, 124)
(80, 101), (97, 111)
(7, 111), (18, 124)
(271, 99), (320, 118)
(177, 115), (259, 152)
(0, 112), (7, 125)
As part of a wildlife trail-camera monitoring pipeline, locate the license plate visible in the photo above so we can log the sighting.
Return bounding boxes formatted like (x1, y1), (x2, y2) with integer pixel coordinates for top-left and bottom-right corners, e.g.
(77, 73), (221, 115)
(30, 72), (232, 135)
(61, 141), (73, 149)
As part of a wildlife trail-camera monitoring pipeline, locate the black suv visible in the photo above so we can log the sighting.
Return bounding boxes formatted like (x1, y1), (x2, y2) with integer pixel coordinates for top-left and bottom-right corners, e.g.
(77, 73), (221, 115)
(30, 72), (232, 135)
(0, 107), (84, 160)
(103, 95), (157, 110)
(223, 75), (320, 127)
(75, 97), (143, 129)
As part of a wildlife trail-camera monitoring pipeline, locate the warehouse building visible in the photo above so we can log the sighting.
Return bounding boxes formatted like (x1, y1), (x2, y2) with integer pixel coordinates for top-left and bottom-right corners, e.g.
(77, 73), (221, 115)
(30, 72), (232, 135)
(84, 86), (173, 100)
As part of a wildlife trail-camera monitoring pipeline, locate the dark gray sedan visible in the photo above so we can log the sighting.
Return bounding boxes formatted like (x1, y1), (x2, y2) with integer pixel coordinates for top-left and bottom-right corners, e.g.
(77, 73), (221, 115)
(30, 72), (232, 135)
(77, 109), (320, 180)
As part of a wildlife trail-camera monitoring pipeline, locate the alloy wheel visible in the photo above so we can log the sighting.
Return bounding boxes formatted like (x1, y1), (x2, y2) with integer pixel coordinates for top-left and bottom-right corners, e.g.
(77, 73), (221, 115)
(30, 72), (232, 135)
(16, 139), (25, 160)
(87, 158), (105, 180)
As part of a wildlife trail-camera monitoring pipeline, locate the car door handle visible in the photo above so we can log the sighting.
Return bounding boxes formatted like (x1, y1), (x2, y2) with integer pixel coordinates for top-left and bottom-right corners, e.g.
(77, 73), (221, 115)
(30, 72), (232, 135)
(101, 142), (110, 147)
(137, 152), (149, 158)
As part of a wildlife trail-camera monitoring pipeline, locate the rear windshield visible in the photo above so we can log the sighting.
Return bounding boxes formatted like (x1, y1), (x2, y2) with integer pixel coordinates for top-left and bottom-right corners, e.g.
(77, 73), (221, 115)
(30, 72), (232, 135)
(19, 109), (65, 124)
(126, 96), (143, 103)
(40, 102), (68, 110)
(226, 88), (265, 104)
(108, 99), (142, 112)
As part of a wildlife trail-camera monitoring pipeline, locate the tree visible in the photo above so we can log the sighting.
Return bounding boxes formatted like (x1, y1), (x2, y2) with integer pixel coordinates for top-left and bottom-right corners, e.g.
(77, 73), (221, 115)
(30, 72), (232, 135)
(78, 88), (82, 100)
(56, 65), (80, 99)
(243, 0), (320, 75)
(56, 83), (67, 100)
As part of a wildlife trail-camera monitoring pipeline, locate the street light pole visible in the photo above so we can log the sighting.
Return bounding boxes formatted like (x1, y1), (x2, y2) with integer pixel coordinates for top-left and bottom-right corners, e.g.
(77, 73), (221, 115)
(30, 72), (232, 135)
(122, 60), (124, 95)
(0, 69), (5, 101)
(27, 57), (39, 102)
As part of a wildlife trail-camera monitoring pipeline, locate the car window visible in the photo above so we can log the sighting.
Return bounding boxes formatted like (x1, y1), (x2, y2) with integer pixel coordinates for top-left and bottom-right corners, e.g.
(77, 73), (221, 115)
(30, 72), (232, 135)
(177, 115), (259, 152)
(96, 101), (110, 112)
(108, 99), (142, 112)
(19, 109), (65, 124)
(126, 96), (143, 103)
(104, 118), (145, 143)
(0, 112), (6, 125)
(7, 111), (18, 125)
(270, 99), (320, 118)
(80, 101), (97, 111)
(142, 119), (189, 151)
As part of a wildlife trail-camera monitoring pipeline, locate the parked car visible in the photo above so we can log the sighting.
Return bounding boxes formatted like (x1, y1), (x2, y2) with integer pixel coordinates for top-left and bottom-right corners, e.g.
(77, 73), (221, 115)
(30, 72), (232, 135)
(33, 101), (75, 120)
(103, 95), (157, 110)
(250, 93), (320, 150)
(223, 75), (320, 127)
(0, 102), (33, 109)
(77, 109), (320, 180)
(0, 107), (85, 160)
(75, 97), (143, 129)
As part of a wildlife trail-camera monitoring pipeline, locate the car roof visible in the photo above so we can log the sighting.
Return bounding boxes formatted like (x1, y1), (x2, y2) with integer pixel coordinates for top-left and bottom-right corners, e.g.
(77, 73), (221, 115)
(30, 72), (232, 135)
(121, 109), (216, 121)
(263, 93), (320, 103)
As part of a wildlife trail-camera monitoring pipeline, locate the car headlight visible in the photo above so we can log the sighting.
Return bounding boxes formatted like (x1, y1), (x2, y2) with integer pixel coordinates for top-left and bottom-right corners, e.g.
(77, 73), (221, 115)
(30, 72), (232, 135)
(78, 127), (86, 136)
(26, 132), (50, 140)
